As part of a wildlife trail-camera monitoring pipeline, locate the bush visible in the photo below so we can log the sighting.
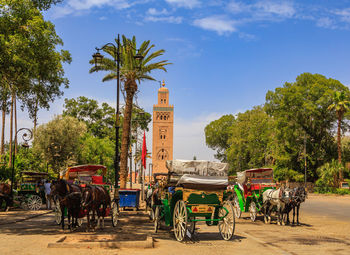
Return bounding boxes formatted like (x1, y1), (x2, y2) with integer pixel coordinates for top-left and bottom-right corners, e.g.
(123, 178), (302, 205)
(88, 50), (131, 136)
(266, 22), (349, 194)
(273, 167), (304, 182)
(314, 187), (350, 195)
(316, 160), (342, 188)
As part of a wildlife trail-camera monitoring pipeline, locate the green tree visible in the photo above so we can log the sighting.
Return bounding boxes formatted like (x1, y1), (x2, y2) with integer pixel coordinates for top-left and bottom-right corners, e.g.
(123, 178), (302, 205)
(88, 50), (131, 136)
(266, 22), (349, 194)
(0, 0), (70, 164)
(205, 114), (235, 162)
(328, 91), (350, 181)
(78, 134), (115, 181)
(63, 97), (152, 142)
(33, 115), (87, 174)
(63, 97), (115, 139)
(226, 107), (274, 173)
(265, 73), (349, 181)
(90, 35), (170, 188)
(31, 0), (63, 10)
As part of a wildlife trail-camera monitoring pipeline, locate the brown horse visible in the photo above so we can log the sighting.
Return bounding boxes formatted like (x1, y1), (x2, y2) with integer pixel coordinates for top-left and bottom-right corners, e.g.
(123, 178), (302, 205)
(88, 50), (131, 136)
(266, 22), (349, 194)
(51, 179), (82, 230)
(0, 183), (11, 211)
(81, 185), (110, 231)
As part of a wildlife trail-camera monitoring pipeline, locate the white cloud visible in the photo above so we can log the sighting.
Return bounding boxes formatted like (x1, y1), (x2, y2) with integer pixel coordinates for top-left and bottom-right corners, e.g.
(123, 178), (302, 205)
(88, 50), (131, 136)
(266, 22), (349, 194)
(145, 15), (183, 24)
(333, 8), (350, 23)
(50, 0), (133, 18)
(147, 8), (169, 16)
(165, 0), (201, 9)
(316, 17), (337, 29)
(228, 0), (295, 19)
(254, 0), (295, 18)
(227, 1), (246, 14)
(193, 16), (237, 35)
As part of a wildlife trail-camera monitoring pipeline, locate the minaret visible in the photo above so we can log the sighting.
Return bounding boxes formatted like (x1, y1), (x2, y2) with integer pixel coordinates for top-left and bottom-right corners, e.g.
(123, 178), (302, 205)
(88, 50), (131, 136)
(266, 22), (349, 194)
(152, 81), (174, 174)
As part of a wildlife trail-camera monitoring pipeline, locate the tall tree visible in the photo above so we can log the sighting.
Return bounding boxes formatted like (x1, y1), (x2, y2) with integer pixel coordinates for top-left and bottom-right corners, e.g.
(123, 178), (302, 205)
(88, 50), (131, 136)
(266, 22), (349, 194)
(226, 107), (274, 173)
(328, 91), (350, 181)
(205, 114), (235, 162)
(63, 97), (115, 139)
(0, 86), (10, 155)
(265, 73), (350, 180)
(0, 0), (70, 165)
(90, 35), (170, 188)
(33, 115), (87, 174)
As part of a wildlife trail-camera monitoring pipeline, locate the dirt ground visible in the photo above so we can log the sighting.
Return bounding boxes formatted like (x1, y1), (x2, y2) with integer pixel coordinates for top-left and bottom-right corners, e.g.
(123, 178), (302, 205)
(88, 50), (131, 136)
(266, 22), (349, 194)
(0, 194), (349, 255)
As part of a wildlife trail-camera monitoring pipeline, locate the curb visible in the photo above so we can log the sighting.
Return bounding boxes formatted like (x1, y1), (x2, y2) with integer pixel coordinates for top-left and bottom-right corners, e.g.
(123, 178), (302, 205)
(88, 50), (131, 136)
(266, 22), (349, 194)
(0, 210), (52, 226)
(47, 235), (154, 249)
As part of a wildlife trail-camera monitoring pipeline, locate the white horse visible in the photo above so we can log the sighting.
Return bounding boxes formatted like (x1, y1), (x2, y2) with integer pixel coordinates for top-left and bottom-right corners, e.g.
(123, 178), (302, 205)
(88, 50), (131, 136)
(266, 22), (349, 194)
(263, 188), (291, 225)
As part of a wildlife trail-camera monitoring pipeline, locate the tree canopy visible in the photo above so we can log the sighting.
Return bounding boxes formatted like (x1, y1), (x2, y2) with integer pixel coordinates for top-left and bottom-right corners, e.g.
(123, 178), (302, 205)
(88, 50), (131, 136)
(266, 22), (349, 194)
(205, 73), (350, 181)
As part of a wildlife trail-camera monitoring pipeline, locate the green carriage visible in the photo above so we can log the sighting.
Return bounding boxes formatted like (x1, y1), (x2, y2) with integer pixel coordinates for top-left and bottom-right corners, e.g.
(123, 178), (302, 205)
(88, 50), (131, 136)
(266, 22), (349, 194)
(232, 168), (276, 221)
(17, 171), (49, 210)
(153, 160), (235, 242)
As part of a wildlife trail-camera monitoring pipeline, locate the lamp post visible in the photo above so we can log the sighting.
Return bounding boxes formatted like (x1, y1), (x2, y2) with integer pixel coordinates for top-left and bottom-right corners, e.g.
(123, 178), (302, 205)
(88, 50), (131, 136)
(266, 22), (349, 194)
(149, 163), (153, 183)
(10, 128), (33, 197)
(92, 34), (143, 200)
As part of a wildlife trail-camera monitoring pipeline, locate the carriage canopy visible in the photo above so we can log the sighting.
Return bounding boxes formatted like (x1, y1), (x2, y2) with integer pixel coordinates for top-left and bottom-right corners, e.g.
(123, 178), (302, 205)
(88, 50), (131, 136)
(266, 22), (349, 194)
(236, 168), (273, 185)
(166, 160), (228, 176)
(60, 165), (107, 180)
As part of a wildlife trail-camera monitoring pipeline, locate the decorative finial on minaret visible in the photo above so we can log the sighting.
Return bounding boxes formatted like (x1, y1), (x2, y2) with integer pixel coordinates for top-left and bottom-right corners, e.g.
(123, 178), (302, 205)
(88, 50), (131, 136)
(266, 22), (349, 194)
(162, 80), (165, 87)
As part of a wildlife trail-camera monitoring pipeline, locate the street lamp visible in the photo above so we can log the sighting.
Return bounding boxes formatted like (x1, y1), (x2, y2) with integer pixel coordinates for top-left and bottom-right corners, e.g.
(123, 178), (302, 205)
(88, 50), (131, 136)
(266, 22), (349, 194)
(149, 163), (153, 183)
(92, 34), (144, 200)
(10, 128), (33, 197)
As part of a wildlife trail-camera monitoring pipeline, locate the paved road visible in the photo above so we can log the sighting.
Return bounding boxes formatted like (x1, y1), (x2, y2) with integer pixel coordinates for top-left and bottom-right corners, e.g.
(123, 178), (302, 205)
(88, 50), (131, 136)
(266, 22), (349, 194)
(302, 196), (350, 222)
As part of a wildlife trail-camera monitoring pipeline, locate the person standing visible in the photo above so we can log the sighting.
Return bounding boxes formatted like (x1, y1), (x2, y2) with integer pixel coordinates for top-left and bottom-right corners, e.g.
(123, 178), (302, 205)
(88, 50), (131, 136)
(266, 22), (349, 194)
(44, 180), (52, 210)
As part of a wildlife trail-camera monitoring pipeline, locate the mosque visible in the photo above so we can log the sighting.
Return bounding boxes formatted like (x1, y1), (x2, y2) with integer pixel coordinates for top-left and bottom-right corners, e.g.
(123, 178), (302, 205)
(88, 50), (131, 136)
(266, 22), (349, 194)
(152, 81), (174, 174)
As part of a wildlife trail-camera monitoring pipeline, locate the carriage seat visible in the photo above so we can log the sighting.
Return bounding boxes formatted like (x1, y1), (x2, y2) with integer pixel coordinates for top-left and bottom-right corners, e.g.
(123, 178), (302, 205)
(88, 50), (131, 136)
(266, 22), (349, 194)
(92, 175), (105, 184)
(176, 174), (228, 190)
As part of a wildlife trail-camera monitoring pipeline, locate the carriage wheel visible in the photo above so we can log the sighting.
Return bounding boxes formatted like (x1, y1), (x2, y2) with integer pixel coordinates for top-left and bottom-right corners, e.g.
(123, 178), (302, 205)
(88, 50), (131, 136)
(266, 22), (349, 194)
(218, 201), (235, 241)
(111, 201), (119, 227)
(188, 218), (196, 235)
(173, 200), (187, 242)
(233, 196), (242, 219)
(249, 201), (257, 222)
(154, 206), (160, 233)
(27, 195), (42, 211)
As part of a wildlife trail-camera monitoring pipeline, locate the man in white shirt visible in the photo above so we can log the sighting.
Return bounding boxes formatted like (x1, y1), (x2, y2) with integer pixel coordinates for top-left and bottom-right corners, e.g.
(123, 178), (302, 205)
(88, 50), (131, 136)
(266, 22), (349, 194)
(44, 180), (51, 210)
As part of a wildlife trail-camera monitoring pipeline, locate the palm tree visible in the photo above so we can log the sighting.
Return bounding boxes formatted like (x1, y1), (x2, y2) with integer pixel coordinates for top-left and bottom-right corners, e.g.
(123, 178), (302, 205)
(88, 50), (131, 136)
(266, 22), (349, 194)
(90, 35), (170, 188)
(328, 91), (350, 181)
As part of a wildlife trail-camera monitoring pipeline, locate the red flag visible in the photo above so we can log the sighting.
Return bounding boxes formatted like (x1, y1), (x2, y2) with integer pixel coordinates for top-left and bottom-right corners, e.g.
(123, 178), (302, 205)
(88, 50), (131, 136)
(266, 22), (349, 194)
(142, 131), (147, 169)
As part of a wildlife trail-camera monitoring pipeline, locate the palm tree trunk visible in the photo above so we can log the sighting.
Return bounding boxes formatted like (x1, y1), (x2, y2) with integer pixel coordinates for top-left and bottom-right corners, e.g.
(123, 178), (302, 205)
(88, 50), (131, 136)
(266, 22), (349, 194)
(337, 112), (343, 181)
(120, 80), (137, 188)
(8, 91), (14, 168)
(33, 98), (38, 135)
(1, 105), (5, 155)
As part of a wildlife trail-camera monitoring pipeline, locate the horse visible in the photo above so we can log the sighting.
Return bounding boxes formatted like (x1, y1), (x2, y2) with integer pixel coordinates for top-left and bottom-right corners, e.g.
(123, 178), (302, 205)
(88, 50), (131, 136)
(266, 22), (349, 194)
(283, 186), (307, 225)
(51, 179), (82, 230)
(81, 185), (110, 231)
(262, 187), (291, 225)
(0, 183), (11, 211)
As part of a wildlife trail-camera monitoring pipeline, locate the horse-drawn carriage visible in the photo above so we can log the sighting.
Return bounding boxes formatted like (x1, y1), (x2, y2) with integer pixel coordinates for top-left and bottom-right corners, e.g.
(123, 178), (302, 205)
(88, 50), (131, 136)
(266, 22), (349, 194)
(17, 171), (49, 210)
(232, 168), (276, 221)
(54, 165), (118, 229)
(152, 160), (235, 242)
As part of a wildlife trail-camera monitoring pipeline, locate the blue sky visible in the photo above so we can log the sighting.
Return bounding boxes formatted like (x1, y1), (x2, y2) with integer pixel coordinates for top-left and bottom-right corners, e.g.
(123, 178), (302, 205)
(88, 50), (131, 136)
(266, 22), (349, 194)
(18, 0), (350, 161)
